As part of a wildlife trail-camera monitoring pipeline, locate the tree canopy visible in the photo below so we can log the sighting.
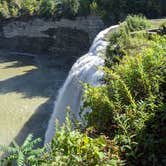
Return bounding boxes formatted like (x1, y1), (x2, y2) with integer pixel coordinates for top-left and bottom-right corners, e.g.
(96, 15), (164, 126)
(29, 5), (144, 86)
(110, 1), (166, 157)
(0, 0), (165, 23)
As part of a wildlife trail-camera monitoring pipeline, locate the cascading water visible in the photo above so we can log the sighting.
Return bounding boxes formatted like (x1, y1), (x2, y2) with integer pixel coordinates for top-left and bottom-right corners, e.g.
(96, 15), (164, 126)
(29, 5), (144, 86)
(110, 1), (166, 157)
(45, 25), (118, 144)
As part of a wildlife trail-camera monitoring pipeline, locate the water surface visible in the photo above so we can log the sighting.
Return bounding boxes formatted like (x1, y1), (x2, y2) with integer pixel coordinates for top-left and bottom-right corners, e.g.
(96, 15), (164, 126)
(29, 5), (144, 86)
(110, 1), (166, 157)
(0, 52), (75, 148)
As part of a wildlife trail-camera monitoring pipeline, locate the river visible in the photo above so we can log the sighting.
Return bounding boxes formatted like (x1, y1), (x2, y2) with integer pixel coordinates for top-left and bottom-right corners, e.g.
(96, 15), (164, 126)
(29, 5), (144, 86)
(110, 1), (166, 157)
(0, 52), (76, 148)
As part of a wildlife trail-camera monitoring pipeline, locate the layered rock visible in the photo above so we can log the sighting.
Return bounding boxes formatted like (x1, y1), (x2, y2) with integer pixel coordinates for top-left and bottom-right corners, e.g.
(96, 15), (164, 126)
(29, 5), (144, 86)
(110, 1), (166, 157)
(0, 16), (104, 56)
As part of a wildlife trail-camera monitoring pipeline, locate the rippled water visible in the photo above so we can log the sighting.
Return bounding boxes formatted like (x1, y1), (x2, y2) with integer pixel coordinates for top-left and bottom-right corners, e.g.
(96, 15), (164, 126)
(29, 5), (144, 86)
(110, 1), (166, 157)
(0, 52), (76, 149)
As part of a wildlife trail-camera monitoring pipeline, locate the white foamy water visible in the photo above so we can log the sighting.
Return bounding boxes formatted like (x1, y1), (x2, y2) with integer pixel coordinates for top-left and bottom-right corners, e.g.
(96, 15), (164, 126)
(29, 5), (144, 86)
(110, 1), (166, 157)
(45, 25), (118, 144)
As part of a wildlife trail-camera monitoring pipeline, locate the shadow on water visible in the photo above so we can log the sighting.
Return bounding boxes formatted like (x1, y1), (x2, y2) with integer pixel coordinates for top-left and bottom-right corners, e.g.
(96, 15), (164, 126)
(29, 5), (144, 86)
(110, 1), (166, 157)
(0, 52), (77, 147)
(0, 52), (66, 98)
(13, 98), (54, 146)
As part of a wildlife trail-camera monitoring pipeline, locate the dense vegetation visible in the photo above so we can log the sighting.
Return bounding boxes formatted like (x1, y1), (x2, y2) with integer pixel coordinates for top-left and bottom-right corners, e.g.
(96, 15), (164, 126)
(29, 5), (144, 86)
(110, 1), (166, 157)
(0, 134), (44, 165)
(0, 15), (165, 166)
(82, 16), (166, 165)
(84, 31), (166, 166)
(93, 0), (166, 23)
(0, 0), (166, 24)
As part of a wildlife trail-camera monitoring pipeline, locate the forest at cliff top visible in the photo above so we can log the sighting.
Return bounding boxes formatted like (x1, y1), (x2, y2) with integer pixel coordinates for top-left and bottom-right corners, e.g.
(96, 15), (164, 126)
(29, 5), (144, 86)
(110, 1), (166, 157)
(0, 0), (166, 23)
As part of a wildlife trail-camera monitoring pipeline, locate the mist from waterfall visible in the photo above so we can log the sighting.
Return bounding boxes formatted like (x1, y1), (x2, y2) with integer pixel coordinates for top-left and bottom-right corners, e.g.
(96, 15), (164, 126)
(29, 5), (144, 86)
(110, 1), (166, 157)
(45, 25), (118, 144)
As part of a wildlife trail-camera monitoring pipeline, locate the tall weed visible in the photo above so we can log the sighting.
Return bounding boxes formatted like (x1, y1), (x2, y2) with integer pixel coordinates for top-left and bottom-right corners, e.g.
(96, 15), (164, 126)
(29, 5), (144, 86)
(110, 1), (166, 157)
(83, 35), (166, 165)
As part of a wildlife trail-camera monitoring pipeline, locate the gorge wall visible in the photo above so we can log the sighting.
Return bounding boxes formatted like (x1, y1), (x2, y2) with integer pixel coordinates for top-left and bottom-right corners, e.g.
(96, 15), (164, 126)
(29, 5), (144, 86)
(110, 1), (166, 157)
(0, 16), (104, 56)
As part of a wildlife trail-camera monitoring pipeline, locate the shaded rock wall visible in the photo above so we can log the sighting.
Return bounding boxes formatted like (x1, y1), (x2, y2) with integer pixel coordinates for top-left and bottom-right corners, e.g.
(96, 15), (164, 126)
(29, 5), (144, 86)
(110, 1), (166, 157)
(0, 16), (104, 56)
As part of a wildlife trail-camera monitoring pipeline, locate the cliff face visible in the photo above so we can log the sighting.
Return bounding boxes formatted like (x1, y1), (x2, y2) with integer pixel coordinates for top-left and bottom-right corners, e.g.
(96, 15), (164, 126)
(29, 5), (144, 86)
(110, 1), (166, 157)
(0, 16), (104, 56)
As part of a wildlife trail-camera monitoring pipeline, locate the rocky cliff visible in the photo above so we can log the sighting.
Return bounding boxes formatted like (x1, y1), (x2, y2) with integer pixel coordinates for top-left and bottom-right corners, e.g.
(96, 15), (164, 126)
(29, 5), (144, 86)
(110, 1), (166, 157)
(0, 16), (104, 56)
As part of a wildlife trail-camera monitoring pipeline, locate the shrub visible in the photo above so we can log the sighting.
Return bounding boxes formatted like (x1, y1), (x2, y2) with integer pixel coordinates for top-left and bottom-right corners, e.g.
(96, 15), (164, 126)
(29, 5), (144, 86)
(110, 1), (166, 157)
(39, 0), (57, 17)
(0, 1), (10, 18)
(21, 0), (39, 16)
(125, 15), (151, 32)
(59, 0), (80, 18)
(90, 0), (99, 15)
(0, 110), (122, 165)
(83, 35), (166, 165)
(0, 0), (165, 20)
(106, 15), (151, 66)
(42, 110), (121, 166)
(8, 0), (21, 17)
(0, 134), (44, 166)
(78, 0), (91, 16)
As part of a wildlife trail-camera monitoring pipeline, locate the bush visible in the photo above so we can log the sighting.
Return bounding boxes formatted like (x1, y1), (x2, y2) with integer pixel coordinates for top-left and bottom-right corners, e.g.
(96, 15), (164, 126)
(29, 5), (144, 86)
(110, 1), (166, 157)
(42, 110), (121, 166)
(125, 15), (151, 32)
(59, 0), (80, 18)
(39, 0), (57, 17)
(78, 0), (91, 16)
(0, 0), (165, 20)
(83, 35), (166, 165)
(0, 134), (44, 166)
(0, 1), (10, 18)
(106, 15), (151, 66)
(21, 0), (39, 16)
(0, 110), (122, 165)
(8, 0), (21, 17)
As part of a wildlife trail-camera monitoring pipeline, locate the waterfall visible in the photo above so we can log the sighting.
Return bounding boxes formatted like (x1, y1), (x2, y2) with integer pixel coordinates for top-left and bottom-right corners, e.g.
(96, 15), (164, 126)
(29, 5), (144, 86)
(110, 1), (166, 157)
(45, 25), (118, 144)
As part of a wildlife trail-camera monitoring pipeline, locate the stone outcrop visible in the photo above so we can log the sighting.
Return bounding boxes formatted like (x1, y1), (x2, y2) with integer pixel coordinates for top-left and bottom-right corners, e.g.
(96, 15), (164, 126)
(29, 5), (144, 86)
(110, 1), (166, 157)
(0, 16), (104, 56)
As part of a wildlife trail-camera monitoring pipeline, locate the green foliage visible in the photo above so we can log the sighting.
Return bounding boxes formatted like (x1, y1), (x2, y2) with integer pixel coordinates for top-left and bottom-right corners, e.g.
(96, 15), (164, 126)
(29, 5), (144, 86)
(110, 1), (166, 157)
(0, 0), (165, 21)
(57, 0), (80, 18)
(20, 0), (39, 16)
(106, 15), (151, 66)
(78, 0), (91, 16)
(94, 0), (166, 24)
(65, 0), (80, 16)
(0, 1), (10, 18)
(83, 33), (166, 165)
(89, 0), (99, 15)
(125, 15), (151, 32)
(0, 110), (122, 165)
(39, 0), (57, 17)
(83, 84), (114, 134)
(0, 134), (44, 166)
(8, 0), (21, 17)
(42, 109), (121, 166)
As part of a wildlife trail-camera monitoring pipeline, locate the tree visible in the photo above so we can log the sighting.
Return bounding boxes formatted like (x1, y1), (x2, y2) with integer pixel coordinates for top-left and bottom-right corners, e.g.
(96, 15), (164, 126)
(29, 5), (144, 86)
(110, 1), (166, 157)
(59, 0), (80, 17)
(39, 0), (58, 17)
